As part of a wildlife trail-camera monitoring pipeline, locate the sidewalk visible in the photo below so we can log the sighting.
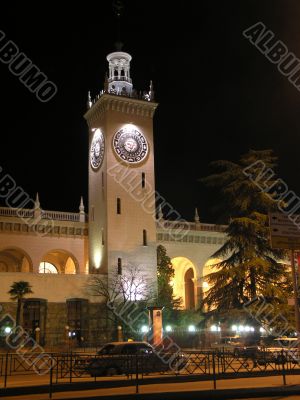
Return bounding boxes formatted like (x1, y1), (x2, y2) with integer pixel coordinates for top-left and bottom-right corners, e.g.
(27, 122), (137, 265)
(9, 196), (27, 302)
(1, 374), (300, 399)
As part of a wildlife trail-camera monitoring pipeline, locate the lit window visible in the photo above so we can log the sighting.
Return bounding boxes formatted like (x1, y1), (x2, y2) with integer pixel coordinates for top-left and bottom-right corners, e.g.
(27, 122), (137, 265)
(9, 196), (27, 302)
(117, 258), (122, 275)
(39, 262), (58, 274)
(117, 198), (121, 214)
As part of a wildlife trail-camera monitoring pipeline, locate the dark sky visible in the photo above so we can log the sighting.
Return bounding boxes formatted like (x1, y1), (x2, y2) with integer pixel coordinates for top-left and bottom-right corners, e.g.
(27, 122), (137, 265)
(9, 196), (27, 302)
(1, 1), (300, 223)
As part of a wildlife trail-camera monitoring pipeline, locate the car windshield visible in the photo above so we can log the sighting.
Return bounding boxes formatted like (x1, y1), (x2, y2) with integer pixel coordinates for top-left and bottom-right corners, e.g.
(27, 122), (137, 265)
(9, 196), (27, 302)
(119, 343), (153, 355)
(97, 344), (116, 354)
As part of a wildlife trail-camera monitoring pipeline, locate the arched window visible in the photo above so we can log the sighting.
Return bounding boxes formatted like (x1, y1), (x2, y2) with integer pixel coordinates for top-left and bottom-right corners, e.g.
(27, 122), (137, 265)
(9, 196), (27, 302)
(39, 262), (58, 274)
(117, 198), (121, 214)
(143, 229), (147, 246)
(117, 258), (122, 275)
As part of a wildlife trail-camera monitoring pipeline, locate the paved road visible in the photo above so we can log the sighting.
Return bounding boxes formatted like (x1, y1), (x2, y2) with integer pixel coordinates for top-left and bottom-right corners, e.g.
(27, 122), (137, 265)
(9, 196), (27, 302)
(2, 374), (300, 399)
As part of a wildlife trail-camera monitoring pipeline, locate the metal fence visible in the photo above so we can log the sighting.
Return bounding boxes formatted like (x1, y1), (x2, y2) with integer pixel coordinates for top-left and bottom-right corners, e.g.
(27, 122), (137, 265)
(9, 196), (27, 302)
(1, 348), (299, 382)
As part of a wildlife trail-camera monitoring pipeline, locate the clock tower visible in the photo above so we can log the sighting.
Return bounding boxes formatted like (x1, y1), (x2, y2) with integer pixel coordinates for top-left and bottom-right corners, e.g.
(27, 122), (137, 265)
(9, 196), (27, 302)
(84, 50), (158, 289)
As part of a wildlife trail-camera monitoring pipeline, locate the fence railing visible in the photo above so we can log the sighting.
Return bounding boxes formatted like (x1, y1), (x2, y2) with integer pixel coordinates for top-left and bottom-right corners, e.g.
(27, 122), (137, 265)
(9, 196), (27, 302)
(0, 207), (87, 222)
(0, 349), (298, 389)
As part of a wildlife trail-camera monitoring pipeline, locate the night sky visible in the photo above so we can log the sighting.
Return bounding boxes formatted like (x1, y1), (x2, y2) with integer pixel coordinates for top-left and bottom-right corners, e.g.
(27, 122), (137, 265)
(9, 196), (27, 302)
(1, 1), (300, 224)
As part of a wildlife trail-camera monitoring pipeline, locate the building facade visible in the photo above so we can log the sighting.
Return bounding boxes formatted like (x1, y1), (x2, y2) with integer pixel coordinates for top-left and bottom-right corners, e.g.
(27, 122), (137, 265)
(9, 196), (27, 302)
(0, 50), (226, 346)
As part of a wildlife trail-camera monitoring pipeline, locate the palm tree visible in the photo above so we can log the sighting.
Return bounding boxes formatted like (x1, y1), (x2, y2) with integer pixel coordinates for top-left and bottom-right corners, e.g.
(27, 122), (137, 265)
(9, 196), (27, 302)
(8, 281), (33, 326)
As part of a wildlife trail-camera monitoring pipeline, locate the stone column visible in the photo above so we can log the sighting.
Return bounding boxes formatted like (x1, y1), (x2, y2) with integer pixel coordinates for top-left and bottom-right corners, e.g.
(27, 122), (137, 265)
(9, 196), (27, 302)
(147, 306), (164, 347)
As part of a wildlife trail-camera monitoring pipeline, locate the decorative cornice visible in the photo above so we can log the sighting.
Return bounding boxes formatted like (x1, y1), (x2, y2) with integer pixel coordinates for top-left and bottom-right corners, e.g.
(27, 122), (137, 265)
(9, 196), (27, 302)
(0, 218), (88, 238)
(84, 94), (158, 126)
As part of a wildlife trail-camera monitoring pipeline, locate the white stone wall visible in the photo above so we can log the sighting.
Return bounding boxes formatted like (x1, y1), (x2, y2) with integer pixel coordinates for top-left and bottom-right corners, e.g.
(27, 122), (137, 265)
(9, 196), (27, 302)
(0, 272), (102, 303)
(86, 96), (158, 287)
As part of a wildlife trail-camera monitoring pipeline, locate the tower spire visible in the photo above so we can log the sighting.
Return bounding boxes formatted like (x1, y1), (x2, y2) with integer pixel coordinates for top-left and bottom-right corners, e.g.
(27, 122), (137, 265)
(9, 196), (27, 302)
(194, 207), (200, 224)
(158, 204), (164, 220)
(104, 74), (109, 92)
(35, 192), (40, 209)
(149, 80), (154, 101)
(79, 196), (85, 222)
(112, 0), (125, 50)
(34, 192), (41, 220)
(87, 91), (92, 109)
(79, 196), (85, 213)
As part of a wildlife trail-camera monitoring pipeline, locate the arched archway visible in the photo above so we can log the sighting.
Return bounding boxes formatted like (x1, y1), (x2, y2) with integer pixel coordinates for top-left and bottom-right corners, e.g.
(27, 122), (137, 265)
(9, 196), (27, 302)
(0, 247), (33, 272)
(171, 257), (197, 310)
(40, 250), (79, 274)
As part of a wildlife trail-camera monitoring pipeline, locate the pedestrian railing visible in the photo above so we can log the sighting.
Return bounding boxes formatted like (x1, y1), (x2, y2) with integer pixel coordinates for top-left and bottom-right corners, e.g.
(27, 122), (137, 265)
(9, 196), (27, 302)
(0, 349), (299, 397)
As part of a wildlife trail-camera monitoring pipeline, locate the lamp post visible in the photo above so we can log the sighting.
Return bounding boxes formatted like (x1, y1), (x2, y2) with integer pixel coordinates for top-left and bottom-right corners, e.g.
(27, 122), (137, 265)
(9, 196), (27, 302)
(117, 325), (123, 341)
(35, 326), (40, 345)
(147, 306), (164, 347)
(65, 325), (70, 350)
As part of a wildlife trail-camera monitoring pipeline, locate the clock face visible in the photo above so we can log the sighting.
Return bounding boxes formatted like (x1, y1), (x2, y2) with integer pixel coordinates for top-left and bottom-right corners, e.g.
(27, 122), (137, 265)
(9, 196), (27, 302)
(113, 127), (148, 164)
(90, 129), (105, 170)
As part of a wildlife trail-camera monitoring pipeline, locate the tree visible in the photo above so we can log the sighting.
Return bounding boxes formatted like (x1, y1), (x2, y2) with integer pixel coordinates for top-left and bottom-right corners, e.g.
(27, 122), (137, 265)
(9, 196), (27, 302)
(157, 245), (181, 311)
(200, 149), (291, 327)
(8, 281), (33, 326)
(87, 265), (153, 337)
(157, 245), (174, 306)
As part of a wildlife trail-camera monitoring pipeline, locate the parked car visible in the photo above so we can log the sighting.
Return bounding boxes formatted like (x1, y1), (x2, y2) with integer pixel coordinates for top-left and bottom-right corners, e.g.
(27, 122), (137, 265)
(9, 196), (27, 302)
(211, 336), (243, 353)
(257, 337), (299, 365)
(84, 341), (187, 376)
(211, 336), (261, 358)
(265, 337), (298, 352)
(211, 336), (241, 351)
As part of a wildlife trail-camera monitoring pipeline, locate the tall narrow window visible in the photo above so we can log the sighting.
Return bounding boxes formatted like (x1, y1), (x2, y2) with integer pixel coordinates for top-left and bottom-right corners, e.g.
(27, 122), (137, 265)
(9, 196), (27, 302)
(102, 172), (104, 189)
(142, 172), (145, 188)
(91, 206), (95, 221)
(101, 228), (104, 246)
(117, 198), (121, 214)
(117, 258), (122, 275)
(143, 229), (147, 246)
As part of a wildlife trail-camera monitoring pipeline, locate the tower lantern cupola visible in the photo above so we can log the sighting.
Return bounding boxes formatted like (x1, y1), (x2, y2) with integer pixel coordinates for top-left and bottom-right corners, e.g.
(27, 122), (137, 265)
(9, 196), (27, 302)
(106, 51), (133, 96)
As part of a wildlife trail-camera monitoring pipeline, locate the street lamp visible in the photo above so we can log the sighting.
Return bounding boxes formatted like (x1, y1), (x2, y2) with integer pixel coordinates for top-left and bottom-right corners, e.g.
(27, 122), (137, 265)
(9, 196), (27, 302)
(35, 326), (40, 344)
(65, 325), (70, 350)
(117, 325), (123, 341)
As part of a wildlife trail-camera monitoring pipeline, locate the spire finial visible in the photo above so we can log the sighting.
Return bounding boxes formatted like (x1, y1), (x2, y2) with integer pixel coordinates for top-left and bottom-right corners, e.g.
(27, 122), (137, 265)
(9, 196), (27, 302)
(104, 74), (109, 92)
(87, 91), (92, 109)
(149, 80), (154, 101)
(158, 204), (164, 220)
(112, 0), (124, 50)
(113, 0), (124, 18)
(79, 196), (85, 213)
(35, 193), (40, 209)
(194, 207), (200, 223)
(79, 196), (85, 222)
